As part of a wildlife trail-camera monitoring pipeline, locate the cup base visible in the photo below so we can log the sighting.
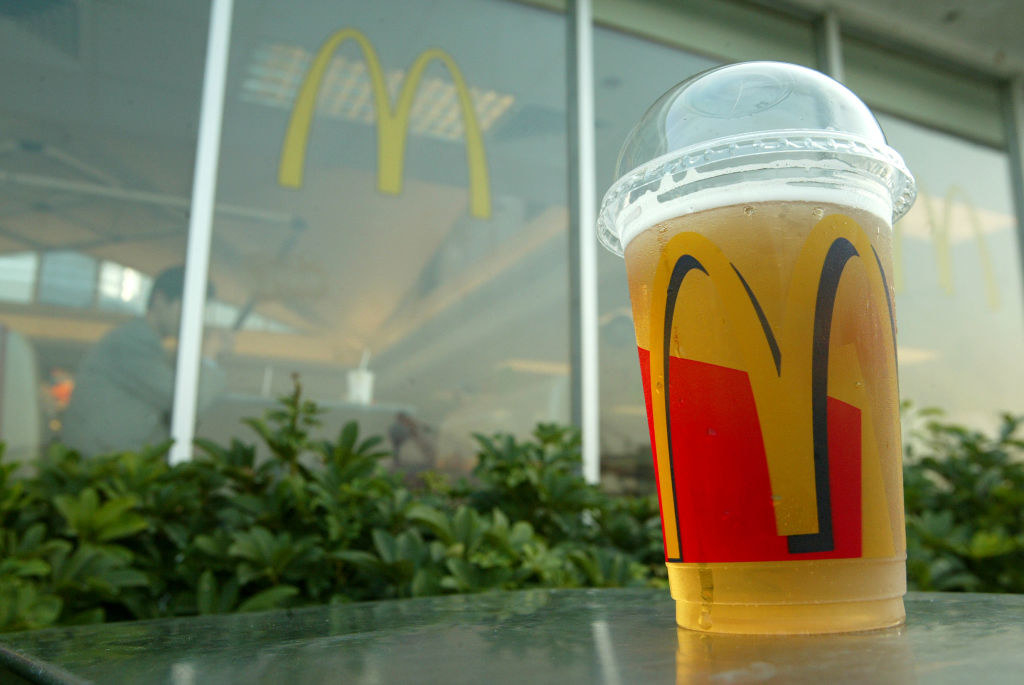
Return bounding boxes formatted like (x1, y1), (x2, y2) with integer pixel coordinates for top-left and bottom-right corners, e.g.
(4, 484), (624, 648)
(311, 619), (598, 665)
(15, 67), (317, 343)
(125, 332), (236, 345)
(676, 596), (905, 635)
(667, 557), (906, 634)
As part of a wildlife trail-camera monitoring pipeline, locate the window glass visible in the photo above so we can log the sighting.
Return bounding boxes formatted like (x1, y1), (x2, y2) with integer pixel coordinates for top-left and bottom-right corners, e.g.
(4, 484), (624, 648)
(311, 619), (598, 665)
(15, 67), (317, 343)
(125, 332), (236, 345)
(201, 0), (570, 474)
(593, 0), (815, 67)
(0, 2), (207, 462)
(845, 36), (1004, 147)
(594, 27), (720, 490)
(0, 252), (38, 304)
(37, 251), (97, 308)
(879, 114), (1024, 427)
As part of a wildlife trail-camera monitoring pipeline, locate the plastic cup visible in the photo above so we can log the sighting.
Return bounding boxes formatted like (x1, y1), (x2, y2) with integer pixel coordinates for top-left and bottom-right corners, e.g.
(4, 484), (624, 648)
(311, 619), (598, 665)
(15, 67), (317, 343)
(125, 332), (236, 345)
(597, 62), (916, 634)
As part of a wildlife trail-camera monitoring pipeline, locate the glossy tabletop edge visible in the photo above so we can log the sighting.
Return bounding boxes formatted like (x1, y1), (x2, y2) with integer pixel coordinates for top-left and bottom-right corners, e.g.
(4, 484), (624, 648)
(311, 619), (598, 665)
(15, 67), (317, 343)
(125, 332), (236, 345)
(0, 642), (91, 685)
(2, 589), (1023, 685)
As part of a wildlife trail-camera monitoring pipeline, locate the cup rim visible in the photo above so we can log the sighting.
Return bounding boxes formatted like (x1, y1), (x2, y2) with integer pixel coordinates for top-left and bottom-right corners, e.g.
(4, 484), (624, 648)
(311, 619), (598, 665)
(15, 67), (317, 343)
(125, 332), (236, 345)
(597, 129), (916, 256)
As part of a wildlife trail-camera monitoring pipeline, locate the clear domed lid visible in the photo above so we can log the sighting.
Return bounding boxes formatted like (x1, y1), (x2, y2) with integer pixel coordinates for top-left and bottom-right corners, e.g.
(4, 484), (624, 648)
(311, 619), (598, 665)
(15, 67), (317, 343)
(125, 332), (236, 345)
(597, 62), (916, 255)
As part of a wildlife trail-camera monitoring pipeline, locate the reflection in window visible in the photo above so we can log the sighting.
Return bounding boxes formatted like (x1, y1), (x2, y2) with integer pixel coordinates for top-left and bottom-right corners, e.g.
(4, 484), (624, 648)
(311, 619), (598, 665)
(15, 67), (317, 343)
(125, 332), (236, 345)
(0, 0), (208, 461)
(97, 261), (150, 315)
(244, 312), (295, 334)
(879, 114), (1024, 428)
(205, 300), (238, 329)
(0, 252), (38, 303)
(205, 299), (296, 334)
(241, 43), (516, 142)
(37, 251), (96, 308)
(593, 26), (720, 477)
(199, 0), (570, 473)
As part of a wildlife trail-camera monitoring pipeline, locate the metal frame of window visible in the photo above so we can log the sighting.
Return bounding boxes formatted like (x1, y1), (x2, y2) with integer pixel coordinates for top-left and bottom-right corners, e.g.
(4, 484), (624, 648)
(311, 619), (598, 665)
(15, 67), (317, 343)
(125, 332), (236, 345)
(567, 0), (601, 483)
(1006, 75), (1024, 319)
(815, 9), (843, 81)
(169, 0), (234, 465)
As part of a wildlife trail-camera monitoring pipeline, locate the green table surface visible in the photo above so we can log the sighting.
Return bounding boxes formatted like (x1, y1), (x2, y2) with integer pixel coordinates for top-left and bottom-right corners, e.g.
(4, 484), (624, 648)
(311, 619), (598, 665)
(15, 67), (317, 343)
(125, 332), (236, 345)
(1, 590), (1022, 684)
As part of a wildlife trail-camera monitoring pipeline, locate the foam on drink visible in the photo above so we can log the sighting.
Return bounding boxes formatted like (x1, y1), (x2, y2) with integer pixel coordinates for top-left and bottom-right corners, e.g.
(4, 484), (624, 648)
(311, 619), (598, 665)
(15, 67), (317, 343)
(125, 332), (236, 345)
(615, 182), (892, 254)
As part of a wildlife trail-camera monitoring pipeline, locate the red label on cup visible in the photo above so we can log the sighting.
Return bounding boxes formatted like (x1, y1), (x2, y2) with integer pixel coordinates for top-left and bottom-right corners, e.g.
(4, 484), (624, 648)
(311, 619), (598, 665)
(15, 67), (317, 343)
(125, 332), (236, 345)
(638, 349), (863, 563)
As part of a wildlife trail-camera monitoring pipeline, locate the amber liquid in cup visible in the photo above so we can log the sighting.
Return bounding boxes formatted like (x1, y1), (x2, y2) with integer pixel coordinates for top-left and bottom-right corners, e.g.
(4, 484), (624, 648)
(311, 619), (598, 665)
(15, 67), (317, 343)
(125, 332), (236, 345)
(626, 199), (906, 634)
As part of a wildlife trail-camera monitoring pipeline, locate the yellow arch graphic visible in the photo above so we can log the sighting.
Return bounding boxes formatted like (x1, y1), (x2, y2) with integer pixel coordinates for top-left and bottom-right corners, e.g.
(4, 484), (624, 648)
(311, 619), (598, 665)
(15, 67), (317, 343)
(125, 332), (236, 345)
(649, 216), (897, 558)
(278, 28), (492, 219)
(894, 184), (999, 308)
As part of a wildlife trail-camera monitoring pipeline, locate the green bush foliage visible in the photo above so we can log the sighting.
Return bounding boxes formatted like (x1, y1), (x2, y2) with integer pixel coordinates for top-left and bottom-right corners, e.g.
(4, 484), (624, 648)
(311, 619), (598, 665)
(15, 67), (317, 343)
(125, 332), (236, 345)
(903, 411), (1024, 593)
(0, 380), (662, 633)
(1, 381), (1020, 634)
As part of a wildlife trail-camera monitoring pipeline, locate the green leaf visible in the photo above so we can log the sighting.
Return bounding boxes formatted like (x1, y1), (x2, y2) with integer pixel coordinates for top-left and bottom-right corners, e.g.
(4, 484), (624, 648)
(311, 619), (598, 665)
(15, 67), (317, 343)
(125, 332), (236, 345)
(96, 514), (149, 542)
(967, 530), (1016, 558)
(357, 435), (385, 455)
(17, 523), (47, 552)
(218, 576), (240, 614)
(237, 563), (263, 587)
(491, 508), (509, 532)
(194, 535), (226, 557)
(162, 523), (190, 550)
(445, 557), (479, 591)
(411, 569), (440, 597)
(407, 504), (453, 545)
(0, 581), (63, 632)
(395, 530), (425, 562)
(451, 507), (482, 550)
(197, 570), (217, 615)
(372, 529), (398, 564)
(52, 489), (147, 543)
(331, 549), (380, 570)
(508, 521), (534, 549)
(242, 418), (276, 446)
(23, 594), (62, 629)
(237, 585), (298, 613)
(228, 527), (277, 564)
(53, 489), (95, 528)
(92, 495), (141, 529)
(103, 568), (149, 588)
(338, 422), (359, 453)
(3, 559), (50, 578)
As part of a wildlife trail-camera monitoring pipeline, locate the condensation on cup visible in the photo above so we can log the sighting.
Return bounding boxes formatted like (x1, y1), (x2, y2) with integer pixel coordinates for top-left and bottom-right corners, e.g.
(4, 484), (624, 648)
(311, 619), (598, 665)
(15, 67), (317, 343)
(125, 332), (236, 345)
(597, 62), (916, 634)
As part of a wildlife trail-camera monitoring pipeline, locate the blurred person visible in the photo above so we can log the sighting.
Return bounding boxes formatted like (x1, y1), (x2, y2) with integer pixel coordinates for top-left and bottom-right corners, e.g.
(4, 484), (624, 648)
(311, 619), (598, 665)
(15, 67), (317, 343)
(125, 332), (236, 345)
(39, 366), (74, 442)
(387, 411), (437, 469)
(61, 266), (229, 456)
(47, 367), (74, 410)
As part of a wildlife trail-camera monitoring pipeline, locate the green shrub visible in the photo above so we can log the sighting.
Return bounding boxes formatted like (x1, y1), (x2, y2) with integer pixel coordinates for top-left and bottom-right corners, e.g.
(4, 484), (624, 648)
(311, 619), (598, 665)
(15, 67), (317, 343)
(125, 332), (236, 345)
(0, 379), (661, 633)
(1, 380), (1019, 634)
(903, 410), (1024, 593)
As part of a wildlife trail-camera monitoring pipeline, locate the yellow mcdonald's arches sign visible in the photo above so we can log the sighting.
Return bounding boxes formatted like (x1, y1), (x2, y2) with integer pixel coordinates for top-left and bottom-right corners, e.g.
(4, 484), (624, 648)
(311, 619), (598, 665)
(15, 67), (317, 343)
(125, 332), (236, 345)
(642, 215), (901, 563)
(278, 28), (492, 219)
(894, 184), (999, 308)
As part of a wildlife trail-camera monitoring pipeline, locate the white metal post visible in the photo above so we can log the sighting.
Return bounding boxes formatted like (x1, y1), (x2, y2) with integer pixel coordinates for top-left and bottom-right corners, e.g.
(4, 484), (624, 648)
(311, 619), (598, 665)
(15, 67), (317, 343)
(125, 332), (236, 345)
(818, 9), (844, 82)
(169, 0), (234, 464)
(575, 0), (600, 484)
(1006, 75), (1024, 317)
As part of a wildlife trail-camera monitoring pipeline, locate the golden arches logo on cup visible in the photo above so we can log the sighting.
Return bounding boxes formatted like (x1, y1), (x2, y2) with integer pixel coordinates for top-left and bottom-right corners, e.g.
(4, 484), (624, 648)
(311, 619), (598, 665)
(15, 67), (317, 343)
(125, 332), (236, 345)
(278, 27), (492, 219)
(637, 213), (904, 565)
